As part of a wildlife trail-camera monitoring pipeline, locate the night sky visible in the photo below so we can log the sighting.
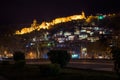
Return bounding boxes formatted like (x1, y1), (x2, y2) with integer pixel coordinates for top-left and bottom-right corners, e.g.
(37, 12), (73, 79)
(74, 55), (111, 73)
(0, 0), (119, 30)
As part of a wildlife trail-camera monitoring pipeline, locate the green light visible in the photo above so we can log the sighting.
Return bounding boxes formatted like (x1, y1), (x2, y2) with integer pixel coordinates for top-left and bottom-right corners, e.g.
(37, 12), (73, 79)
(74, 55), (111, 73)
(98, 15), (103, 20)
(47, 43), (51, 46)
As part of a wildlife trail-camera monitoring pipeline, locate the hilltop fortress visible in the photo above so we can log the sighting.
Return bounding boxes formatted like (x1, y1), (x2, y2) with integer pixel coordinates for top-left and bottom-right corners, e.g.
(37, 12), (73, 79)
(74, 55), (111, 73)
(15, 11), (86, 35)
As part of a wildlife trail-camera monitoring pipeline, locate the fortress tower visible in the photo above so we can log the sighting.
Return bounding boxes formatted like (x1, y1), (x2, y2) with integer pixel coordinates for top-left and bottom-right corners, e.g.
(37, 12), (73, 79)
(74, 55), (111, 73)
(31, 19), (37, 28)
(81, 11), (86, 19)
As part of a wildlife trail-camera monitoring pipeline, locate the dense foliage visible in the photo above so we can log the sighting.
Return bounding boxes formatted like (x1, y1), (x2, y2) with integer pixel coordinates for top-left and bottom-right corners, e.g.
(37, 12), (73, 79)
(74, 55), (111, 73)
(111, 47), (120, 73)
(47, 50), (71, 67)
(13, 51), (25, 61)
(13, 51), (26, 68)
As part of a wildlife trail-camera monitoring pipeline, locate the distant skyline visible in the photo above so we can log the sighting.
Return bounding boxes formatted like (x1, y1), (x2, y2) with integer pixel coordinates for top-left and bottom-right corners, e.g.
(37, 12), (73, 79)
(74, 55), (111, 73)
(0, 0), (119, 25)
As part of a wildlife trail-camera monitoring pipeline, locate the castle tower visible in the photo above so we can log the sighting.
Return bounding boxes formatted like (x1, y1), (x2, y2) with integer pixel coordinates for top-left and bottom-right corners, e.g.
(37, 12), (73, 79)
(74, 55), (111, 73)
(33, 19), (37, 25)
(31, 19), (37, 28)
(81, 11), (86, 19)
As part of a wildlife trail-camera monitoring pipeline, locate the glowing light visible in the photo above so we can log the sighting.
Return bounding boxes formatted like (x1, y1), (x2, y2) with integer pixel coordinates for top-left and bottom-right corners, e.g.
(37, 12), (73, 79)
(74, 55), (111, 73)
(15, 11), (86, 35)
(98, 15), (104, 20)
(72, 54), (79, 59)
(26, 52), (37, 59)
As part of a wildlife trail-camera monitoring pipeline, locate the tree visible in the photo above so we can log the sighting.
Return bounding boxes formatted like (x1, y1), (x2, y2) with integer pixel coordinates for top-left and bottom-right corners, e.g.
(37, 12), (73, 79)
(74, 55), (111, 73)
(87, 39), (108, 59)
(47, 50), (71, 67)
(111, 47), (120, 73)
(106, 14), (120, 48)
(13, 51), (26, 68)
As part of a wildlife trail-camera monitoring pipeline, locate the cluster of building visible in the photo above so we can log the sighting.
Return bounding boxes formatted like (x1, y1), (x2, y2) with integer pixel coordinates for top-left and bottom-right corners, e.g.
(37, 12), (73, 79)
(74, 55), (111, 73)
(0, 12), (116, 60)
(26, 24), (112, 59)
(53, 26), (112, 43)
(17, 12), (115, 59)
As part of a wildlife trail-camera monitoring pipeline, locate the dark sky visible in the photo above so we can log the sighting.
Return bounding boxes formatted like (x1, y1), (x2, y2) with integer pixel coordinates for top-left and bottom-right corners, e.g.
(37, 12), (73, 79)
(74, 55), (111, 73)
(0, 0), (119, 25)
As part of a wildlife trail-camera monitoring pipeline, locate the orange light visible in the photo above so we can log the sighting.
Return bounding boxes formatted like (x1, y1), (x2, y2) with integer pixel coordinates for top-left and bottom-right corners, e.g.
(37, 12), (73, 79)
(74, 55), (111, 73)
(15, 11), (86, 35)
